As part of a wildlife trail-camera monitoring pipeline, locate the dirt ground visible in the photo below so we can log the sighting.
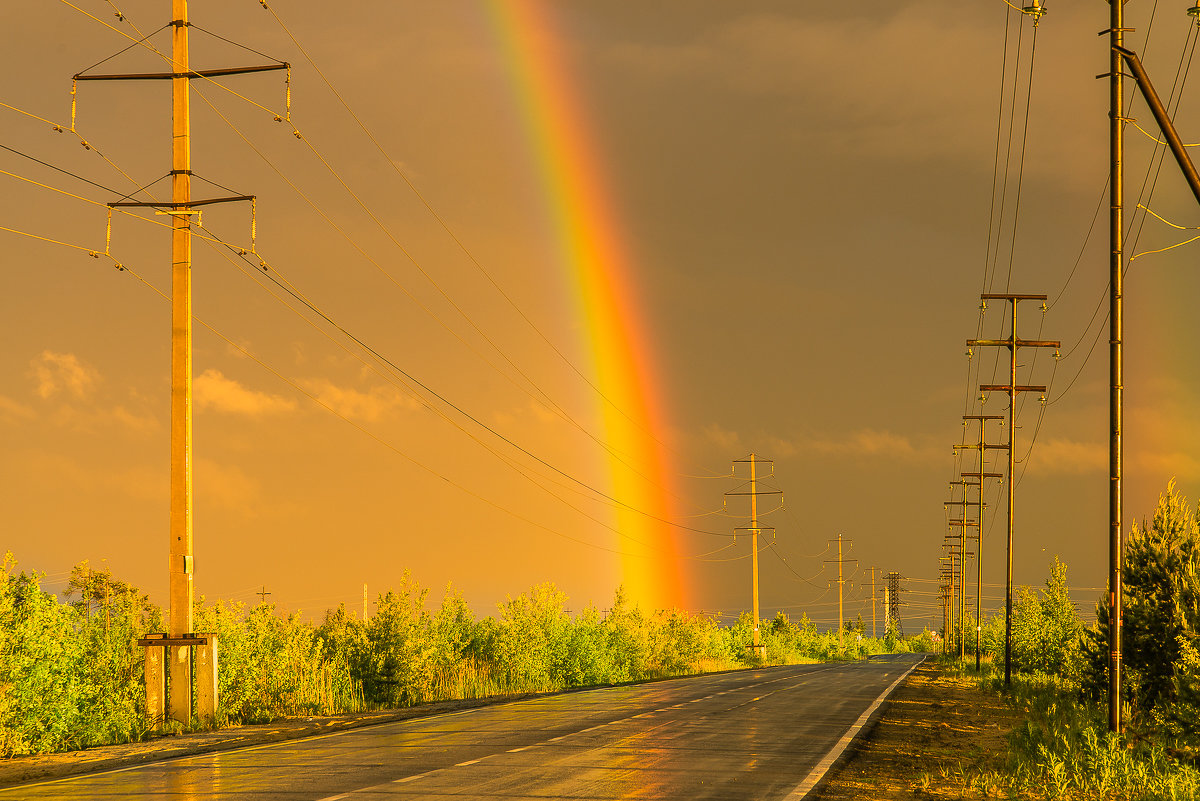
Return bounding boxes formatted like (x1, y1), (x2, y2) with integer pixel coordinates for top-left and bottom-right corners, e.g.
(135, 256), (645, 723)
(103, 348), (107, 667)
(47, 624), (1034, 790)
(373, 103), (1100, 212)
(816, 662), (1021, 800)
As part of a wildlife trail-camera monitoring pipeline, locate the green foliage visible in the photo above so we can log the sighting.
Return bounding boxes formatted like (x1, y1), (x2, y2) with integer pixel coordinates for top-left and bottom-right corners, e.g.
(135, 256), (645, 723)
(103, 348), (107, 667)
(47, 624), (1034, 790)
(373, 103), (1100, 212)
(0, 554), (154, 756)
(1082, 480), (1200, 737)
(1, 559), (913, 757)
(1011, 557), (1082, 676)
(974, 556), (1083, 677)
(976, 669), (1200, 800)
(906, 627), (938, 653)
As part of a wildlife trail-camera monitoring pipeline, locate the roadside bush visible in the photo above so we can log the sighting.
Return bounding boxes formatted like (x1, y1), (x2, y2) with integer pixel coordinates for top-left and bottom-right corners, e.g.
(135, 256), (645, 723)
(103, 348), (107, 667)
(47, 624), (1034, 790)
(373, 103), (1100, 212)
(0, 557), (908, 757)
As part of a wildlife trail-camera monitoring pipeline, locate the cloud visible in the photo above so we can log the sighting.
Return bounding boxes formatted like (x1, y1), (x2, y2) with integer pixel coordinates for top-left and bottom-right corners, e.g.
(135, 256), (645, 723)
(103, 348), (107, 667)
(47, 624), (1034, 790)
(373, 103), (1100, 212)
(195, 369), (296, 416)
(810, 429), (920, 459)
(22, 451), (164, 502)
(0, 395), (35, 422)
(31, 351), (98, 401)
(195, 457), (262, 514)
(1024, 438), (1107, 475)
(701, 425), (926, 462)
(301, 379), (421, 422)
(702, 423), (742, 452)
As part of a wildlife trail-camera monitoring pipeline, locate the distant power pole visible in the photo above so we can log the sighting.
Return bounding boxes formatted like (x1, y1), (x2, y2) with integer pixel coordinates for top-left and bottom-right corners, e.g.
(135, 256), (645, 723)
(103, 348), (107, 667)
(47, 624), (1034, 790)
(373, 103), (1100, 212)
(959, 413), (1005, 671)
(946, 518), (978, 660)
(825, 535), (856, 650)
(257, 586), (272, 605)
(363, 583), (369, 622)
(727, 455), (780, 653)
(869, 566), (877, 638)
(968, 293), (1059, 686)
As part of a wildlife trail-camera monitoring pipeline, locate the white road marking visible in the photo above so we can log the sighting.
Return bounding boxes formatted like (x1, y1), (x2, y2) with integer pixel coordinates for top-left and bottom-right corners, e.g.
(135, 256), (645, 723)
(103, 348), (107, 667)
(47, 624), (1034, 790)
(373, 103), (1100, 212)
(784, 657), (926, 800)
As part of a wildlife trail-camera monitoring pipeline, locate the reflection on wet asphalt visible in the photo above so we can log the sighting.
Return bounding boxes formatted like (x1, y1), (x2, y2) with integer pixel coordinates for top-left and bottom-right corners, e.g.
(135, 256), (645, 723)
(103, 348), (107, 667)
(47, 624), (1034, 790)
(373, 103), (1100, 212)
(2, 655), (922, 800)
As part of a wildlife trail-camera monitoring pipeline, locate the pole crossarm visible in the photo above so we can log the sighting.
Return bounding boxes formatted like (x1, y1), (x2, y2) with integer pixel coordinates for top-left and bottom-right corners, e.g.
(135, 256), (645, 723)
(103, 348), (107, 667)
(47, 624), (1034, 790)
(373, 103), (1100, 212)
(137, 635), (209, 647)
(75, 64), (289, 81)
(955, 443), (1010, 451)
(948, 520), (981, 527)
(980, 293), (1047, 301)
(967, 339), (1061, 349)
(964, 415), (1006, 420)
(979, 384), (1047, 393)
(109, 195), (254, 209)
(961, 472), (1004, 479)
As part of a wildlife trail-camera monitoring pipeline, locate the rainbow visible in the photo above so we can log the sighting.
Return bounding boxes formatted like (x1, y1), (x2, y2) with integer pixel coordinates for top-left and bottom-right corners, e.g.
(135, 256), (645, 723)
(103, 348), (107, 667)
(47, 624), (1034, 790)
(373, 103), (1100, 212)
(485, 1), (687, 611)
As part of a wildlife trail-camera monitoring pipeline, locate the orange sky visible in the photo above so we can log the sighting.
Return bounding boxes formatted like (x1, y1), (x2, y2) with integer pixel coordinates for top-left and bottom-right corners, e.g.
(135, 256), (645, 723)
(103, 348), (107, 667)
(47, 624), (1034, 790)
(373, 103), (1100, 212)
(4, 1), (1200, 630)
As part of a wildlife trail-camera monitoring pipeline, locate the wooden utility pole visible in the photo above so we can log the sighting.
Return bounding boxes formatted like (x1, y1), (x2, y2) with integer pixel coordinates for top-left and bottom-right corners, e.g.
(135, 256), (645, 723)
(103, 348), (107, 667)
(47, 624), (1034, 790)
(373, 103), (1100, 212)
(960, 413), (1005, 671)
(1101, 8), (1200, 735)
(168, 0), (195, 725)
(947, 519), (978, 660)
(727, 455), (780, 654)
(363, 583), (369, 622)
(77, 0), (288, 727)
(1107, 0), (1123, 732)
(869, 566), (877, 638)
(826, 535), (856, 651)
(969, 293), (1059, 687)
(257, 586), (272, 605)
(751, 456), (760, 649)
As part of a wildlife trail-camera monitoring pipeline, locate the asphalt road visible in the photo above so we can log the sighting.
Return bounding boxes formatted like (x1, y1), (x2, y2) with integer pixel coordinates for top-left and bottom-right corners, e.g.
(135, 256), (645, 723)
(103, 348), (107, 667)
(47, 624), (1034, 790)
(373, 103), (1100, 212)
(3, 655), (923, 800)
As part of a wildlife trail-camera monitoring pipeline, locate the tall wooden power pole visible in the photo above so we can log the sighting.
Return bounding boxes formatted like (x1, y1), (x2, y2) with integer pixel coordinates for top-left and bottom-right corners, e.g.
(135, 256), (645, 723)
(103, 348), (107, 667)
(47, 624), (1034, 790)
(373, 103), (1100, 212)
(1107, 0), (1125, 735)
(76, 0), (287, 726)
(727, 455), (780, 654)
(961, 414), (1005, 671)
(824, 535), (856, 650)
(968, 293), (1058, 686)
(167, 0), (195, 727)
(869, 566), (877, 638)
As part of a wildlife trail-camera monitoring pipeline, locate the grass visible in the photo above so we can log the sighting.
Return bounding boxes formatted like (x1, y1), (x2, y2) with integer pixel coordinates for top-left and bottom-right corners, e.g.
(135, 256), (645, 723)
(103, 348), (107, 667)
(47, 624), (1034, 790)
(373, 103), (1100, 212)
(935, 658), (1200, 800)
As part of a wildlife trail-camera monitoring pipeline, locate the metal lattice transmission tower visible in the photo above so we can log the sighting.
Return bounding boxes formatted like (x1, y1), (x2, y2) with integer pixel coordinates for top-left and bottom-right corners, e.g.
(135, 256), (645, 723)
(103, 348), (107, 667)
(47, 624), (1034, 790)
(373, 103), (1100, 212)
(885, 572), (904, 638)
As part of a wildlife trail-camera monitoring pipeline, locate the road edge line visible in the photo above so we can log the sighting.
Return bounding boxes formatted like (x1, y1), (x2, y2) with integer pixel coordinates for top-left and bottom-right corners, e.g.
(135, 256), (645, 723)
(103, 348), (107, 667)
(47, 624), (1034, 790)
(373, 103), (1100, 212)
(783, 655), (926, 800)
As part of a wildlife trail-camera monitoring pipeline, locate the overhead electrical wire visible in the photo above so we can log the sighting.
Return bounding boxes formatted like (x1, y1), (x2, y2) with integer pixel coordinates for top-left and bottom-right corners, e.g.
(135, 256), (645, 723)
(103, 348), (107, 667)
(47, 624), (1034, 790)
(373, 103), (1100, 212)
(49, 4), (732, 537)
(253, 0), (726, 481)
(64, 0), (726, 509)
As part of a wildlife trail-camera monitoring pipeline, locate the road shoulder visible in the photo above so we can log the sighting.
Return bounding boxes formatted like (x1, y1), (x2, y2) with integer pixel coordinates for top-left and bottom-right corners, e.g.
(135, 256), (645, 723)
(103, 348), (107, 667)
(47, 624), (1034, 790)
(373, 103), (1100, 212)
(814, 660), (1021, 799)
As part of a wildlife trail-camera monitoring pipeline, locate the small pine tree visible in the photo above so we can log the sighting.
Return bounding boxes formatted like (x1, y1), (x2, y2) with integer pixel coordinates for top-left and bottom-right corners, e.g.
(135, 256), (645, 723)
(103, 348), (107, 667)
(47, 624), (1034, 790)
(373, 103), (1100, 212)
(1081, 480), (1200, 730)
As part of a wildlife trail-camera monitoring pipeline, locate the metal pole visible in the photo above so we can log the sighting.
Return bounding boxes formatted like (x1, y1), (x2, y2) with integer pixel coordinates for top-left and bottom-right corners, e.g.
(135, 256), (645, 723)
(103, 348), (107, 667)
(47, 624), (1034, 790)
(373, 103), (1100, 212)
(976, 420), (986, 672)
(168, 0), (194, 727)
(960, 518), (967, 660)
(1108, 0), (1124, 734)
(870, 566), (877, 639)
(1005, 299), (1016, 688)
(837, 533), (844, 651)
(750, 454), (760, 650)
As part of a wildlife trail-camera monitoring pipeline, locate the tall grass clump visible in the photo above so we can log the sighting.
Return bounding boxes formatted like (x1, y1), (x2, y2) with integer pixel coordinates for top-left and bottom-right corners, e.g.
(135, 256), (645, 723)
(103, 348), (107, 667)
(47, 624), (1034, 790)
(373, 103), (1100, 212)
(980, 669), (1200, 800)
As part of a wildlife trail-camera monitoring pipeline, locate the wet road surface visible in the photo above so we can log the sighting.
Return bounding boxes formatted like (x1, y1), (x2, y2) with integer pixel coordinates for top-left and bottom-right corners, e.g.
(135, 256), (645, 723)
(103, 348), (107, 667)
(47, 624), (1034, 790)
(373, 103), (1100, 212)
(2, 655), (922, 800)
